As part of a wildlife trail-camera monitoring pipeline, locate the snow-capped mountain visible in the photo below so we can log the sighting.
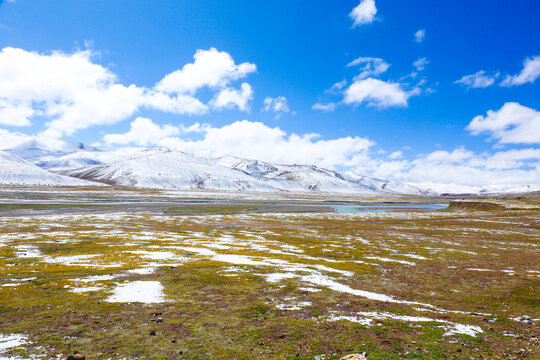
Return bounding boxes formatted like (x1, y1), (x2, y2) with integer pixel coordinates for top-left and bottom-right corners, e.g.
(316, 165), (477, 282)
(218, 156), (376, 194)
(410, 182), (540, 195)
(1, 134), (535, 195)
(0, 130), (33, 150)
(5, 137), (97, 165)
(35, 147), (152, 172)
(0, 151), (99, 187)
(351, 176), (435, 196)
(62, 148), (290, 191)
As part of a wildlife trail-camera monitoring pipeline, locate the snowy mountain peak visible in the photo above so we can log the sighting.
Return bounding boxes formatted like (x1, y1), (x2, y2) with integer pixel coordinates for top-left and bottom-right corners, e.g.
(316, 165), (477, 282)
(0, 150), (100, 187)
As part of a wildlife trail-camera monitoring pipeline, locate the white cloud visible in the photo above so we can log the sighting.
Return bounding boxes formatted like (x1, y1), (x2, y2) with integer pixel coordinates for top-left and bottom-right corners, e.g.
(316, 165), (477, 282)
(155, 48), (256, 94)
(128, 120), (374, 170)
(352, 146), (540, 189)
(414, 29), (425, 43)
(344, 78), (411, 108)
(326, 80), (347, 93)
(347, 57), (390, 79)
(262, 96), (290, 118)
(388, 150), (403, 159)
(0, 100), (34, 126)
(501, 55), (540, 86)
(144, 91), (208, 115)
(211, 83), (253, 112)
(350, 0), (377, 27)
(103, 117), (180, 146)
(412, 57), (429, 72)
(466, 102), (540, 144)
(180, 122), (211, 134)
(424, 147), (475, 163)
(312, 102), (337, 112)
(468, 148), (540, 170)
(0, 47), (254, 138)
(455, 70), (499, 89)
(321, 56), (422, 110)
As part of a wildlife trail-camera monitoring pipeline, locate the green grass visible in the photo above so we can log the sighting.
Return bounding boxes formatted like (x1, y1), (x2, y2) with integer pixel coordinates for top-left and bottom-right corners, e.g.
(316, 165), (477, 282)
(0, 193), (538, 359)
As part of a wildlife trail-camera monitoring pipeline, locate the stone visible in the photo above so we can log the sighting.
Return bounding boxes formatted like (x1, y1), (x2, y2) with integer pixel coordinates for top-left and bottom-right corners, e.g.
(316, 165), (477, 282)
(66, 353), (85, 360)
(340, 353), (367, 360)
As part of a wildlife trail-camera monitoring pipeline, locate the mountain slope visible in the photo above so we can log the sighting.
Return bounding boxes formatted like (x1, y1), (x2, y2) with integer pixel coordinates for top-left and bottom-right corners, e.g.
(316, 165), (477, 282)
(0, 130), (32, 150)
(219, 156), (381, 194)
(63, 148), (286, 191)
(5, 137), (97, 165)
(35, 147), (152, 172)
(0, 151), (100, 186)
(352, 176), (435, 196)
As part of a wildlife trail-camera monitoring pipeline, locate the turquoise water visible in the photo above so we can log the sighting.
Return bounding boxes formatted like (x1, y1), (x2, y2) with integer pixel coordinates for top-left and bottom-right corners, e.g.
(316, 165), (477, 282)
(332, 204), (447, 213)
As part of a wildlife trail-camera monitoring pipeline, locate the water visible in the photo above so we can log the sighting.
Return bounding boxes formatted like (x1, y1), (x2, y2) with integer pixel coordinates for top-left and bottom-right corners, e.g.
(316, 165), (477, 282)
(332, 204), (447, 214)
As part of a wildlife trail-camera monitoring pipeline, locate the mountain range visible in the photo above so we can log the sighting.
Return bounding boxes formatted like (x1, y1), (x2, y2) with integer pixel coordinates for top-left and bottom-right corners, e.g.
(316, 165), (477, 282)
(0, 132), (536, 195)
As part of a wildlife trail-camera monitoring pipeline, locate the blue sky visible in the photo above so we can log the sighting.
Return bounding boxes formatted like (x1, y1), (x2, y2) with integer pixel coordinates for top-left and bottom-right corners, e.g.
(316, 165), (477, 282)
(0, 0), (539, 189)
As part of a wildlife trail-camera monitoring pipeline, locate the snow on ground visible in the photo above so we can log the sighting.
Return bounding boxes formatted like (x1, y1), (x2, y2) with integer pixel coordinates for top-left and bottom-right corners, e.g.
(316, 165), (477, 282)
(326, 311), (483, 337)
(3, 209), (537, 342)
(364, 256), (416, 265)
(14, 245), (42, 258)
(0, 334), (28, 355)
(106, 281), (166, 303)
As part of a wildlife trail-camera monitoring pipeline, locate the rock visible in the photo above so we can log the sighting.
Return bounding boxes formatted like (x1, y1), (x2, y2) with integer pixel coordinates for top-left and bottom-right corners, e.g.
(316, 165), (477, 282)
(150, 330), (157, 336)
(66, 353), (85, 360)
(156, 317), (163, 323)
(340, 353), (367, 360)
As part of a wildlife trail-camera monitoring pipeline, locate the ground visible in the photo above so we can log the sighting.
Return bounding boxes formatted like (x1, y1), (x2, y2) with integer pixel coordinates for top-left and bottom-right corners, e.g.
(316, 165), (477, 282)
(0, 187), (538, 359)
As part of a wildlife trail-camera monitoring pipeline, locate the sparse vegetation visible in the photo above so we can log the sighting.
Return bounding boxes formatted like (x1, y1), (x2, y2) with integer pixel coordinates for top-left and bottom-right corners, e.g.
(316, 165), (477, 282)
(0, 188), (538, 359)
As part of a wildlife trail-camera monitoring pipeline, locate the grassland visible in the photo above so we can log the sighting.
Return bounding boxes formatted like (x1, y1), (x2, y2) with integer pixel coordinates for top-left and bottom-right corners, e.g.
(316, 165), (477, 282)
(0, 189), (538, 359)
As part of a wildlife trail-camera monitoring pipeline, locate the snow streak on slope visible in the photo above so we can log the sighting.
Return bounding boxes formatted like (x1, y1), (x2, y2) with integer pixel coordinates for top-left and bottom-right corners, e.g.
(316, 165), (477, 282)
(0, 151), (100, 186)
(5, 137), (97, 165)
(63, 148), (290, 191)
(0, 130), (32, 150)
(1, 134), (535, 195)
(35, 147), (153, 172)
(219, 156), (395, 194)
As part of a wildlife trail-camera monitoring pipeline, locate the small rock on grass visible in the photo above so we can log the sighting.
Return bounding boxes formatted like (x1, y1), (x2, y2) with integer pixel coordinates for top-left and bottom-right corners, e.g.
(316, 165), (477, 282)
(340, 353), (367, 360)
(66, 352), (85, 360)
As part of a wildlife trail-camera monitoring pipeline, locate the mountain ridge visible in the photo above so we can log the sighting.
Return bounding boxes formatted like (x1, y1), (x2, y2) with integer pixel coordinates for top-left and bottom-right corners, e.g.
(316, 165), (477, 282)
(0, 135), (536, 195)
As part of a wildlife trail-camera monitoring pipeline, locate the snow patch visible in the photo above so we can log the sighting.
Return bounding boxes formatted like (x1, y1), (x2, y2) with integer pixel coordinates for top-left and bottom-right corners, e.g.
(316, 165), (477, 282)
(106, 281), (165, 303)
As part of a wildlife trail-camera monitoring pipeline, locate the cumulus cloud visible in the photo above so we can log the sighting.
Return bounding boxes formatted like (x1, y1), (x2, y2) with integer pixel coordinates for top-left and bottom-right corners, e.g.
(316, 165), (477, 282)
(104, 120), (374, 170)
(0, 47), (255, 138)
(501, 55), (540, 86)
(350, 0), (377, 27)
(455, 70), (499, 89)
(412, 57), (429, 72)
(318, 56), (422, 110)
(144, 91), (208, 115)
(155, 48), (256, 94)
(347, 57), (390, 79)
(344, 78), (410, 108)
(262, 96), (290, 118)
(466, 102), (540, 144)
(414, 29), (425, 43)
(211, 83), (253, 111)
(424, 147), (475, 163)
(103, 117), (180, 146)
(388, 150), (403, 159)
(0, 100), (35, 126)
(351, 146), (540, 190)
